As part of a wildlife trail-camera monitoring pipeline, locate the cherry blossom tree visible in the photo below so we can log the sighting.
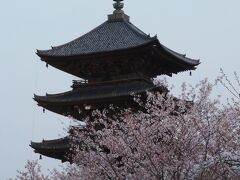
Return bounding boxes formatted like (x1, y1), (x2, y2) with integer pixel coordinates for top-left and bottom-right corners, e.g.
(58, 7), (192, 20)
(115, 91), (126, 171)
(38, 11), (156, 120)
(13, 79), (240, 180)
(10, 160), (49, 180)
(217, 68), (240, 100)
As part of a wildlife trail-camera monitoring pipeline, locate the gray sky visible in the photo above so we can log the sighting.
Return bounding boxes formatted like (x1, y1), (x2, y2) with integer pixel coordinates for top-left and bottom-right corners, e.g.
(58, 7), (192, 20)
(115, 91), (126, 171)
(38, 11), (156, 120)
(0, 0), (239, 179)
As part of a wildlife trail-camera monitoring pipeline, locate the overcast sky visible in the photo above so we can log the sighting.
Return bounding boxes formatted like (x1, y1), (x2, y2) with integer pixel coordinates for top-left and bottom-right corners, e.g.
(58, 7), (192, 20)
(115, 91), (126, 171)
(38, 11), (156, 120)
(0, 0), (240, 179)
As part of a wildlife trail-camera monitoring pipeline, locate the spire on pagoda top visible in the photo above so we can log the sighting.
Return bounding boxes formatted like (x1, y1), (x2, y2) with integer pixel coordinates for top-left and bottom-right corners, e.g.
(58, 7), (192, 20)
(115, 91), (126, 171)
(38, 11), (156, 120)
(113, 0), (124, 14)
(108, 0), (130, 22)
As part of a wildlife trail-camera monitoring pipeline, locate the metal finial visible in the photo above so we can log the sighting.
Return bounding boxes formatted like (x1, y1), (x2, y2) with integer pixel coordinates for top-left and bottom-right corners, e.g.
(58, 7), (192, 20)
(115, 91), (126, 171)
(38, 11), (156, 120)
(113, 0), (124, 14)
(108, 0), (129, 22)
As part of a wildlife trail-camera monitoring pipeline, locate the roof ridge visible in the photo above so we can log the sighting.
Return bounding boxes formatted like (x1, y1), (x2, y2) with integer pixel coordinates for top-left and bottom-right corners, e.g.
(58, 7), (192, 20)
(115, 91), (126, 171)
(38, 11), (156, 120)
(124, 21), (150, 40)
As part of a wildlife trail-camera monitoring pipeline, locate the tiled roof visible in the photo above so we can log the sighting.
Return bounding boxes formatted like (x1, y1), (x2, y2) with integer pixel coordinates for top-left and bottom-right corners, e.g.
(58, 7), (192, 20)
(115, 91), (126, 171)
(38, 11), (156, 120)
(34, 79), (156, 104)
(37, 20), (154, 57)
(30, 137), (71, 162)
(30, 137), (70, 150)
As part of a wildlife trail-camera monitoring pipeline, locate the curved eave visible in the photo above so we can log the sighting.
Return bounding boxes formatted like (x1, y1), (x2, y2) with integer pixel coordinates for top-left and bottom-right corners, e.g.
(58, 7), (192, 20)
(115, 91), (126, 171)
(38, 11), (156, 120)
(30, 138), (70, 149)
(30, 137), (71, 162)
(37, 38), (200, 75)
(30, 143), (70, 151)
(34, 79), (156, 105)
(30, 135), (79, 162)
(157, 42), (200, 67)
(36, 37), (157, 60)
(33, 87), (155, 105)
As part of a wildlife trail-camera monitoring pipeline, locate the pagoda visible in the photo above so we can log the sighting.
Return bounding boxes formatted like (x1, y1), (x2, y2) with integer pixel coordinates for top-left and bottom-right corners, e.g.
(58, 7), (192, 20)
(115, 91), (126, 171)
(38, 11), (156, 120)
(31, 0), (200, 162)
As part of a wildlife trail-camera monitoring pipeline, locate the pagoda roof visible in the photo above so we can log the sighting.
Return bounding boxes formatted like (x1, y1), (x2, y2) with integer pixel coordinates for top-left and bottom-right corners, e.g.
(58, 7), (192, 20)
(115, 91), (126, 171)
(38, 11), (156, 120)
(37, 20), (155, 57)
(36, 0), (200, 79)
(33, 79), (166, 120)
(30, 137), (71, 162)
(34, 79), (156, 106)
(36, 20), (200, 67)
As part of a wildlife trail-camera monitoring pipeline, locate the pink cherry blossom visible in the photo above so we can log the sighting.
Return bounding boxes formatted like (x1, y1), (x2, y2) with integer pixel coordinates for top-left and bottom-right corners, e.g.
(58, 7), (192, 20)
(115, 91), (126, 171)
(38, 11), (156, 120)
(13, 79), (240, 179)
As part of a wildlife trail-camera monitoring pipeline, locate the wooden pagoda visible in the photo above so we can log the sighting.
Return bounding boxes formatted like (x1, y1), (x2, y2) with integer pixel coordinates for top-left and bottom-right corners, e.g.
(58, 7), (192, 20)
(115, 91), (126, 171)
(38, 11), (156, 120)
(31, 0), (200, 162)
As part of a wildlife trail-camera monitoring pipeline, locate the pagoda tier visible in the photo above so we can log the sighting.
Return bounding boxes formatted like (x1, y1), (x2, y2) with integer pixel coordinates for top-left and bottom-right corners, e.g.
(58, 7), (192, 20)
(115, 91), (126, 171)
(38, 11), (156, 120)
(34, 79), (167, 120)
(37, 20), (200, 82)
(31, 135), (111, 163)
(30, 137), (71, 162)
